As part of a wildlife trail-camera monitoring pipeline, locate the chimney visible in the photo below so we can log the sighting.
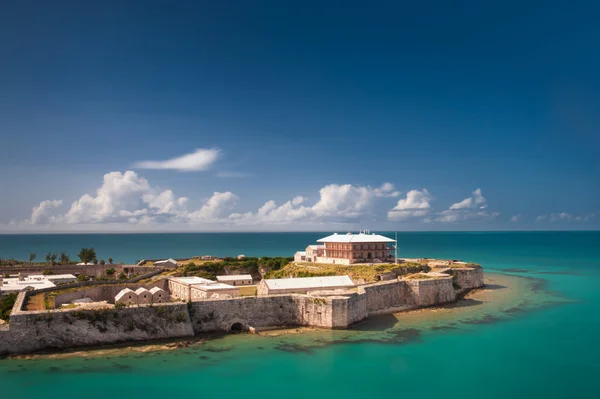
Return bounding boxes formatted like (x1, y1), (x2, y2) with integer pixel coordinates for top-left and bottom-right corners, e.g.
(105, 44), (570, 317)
(18, 273), (24, 281)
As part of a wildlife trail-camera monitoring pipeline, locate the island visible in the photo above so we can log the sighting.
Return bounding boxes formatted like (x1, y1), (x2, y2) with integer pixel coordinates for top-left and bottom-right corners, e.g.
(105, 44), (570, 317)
(0, 232), (484, 356)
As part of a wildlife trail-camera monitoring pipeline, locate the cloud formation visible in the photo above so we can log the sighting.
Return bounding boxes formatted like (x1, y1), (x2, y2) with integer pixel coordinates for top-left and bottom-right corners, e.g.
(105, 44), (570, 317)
(27, 173), (399, 227)
(435, 188), (498, 222)
(536, 212), (598, 223)
(29, 200), (63, 224)
(388, 189), (432, 220)
(133, 148), (221, 172)
(230, 183), (399, 224)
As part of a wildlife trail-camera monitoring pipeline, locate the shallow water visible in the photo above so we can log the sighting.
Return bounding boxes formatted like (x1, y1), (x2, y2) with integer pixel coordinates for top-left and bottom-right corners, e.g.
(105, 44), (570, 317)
(1, 232), (599, 398)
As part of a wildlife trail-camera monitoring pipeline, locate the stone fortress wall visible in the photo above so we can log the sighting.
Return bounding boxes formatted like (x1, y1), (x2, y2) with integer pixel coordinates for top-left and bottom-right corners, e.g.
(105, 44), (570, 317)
(0, 267), (483, 356)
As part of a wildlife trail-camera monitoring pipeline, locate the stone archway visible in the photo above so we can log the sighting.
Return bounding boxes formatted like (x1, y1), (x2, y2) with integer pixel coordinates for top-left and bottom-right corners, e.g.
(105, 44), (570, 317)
(230, 322), (244, 333)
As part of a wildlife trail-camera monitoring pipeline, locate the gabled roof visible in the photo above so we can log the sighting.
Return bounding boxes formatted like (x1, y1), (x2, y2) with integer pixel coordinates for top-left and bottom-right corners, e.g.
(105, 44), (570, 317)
(115, 288), (135, 301)
(317, 232), (395, 243)
(155, 258), (177, 265)
(135, 287), (149, 295)
(149, 287), (165, 294)
(263, 275), (355, 290)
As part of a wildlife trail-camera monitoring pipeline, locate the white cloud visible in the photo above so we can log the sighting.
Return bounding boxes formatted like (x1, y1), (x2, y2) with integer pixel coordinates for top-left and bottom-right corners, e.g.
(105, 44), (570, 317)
(388, 189), (432, 221)
(510, 215), (521, 222)
(30, 200), (63, 224)
(133, 148), (221, 172)
(188, 192), (239, 221)
(449, 188), (487, 210)
(436, 189), (498, 223)
(536, 211), (598, 223)
(230, 183), (396, 224)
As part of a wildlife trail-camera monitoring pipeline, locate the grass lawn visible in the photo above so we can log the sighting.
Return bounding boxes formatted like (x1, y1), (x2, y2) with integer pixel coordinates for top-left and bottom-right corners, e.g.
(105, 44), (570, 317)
(239, 285), (257, 297)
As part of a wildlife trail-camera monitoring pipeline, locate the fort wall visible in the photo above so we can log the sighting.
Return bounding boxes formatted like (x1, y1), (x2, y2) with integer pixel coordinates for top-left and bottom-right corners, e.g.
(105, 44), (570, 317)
(2, 267), (484, 356)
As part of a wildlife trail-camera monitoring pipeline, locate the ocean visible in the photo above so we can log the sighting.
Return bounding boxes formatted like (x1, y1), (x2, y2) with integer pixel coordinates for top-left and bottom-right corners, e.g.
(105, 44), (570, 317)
(0, 231), (599, 399)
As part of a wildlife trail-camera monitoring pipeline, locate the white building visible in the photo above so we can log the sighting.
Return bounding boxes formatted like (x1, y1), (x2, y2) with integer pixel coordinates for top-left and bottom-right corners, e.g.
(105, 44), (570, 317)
(28, 274), (77, 285)
(168, 276), (240, 301)
(257, 275), (355, 296)
(135, 287), (152, 304)
(115, 288), (137, 305)
(216, 274), (253, 286)
(0, 275), (56, 294)
(149, 287), (167, 303)
(154, 258), (178, 268)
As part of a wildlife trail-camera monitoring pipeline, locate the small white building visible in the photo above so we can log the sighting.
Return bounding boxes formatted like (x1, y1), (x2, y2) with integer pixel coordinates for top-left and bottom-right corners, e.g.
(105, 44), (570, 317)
(216, 274), (253, 286)
(191, 283), (240, 300)
(0, 275), (56, 294)
(135, 287), (152, 304)
(237, 254), (246, 259)
(168, 276), (239, 301)
(257, 275), (355, 296)
(28, 274), (77, 285)
(149, 287), (167, 303)
(154, 258), (178, 268)
(115, 288), (137, 305)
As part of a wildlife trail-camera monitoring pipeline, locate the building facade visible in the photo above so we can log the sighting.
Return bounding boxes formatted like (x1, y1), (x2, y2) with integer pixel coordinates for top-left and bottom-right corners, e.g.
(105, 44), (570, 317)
(294, 232), (396, 265)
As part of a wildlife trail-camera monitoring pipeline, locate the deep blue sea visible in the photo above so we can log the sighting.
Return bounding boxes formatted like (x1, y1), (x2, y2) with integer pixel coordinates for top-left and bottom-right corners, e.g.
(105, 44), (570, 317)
(1, 231), (599, 399)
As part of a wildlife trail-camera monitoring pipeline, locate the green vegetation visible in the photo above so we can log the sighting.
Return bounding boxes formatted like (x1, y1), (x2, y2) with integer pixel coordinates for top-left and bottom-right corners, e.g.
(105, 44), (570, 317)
(45, 252), (58, 266)
(77, 274), (90, 282)
(404, 273), (436, 280)
(181, 256), (293, 279)
(29, 253), (36, 263)
(266, 261), (427, 282)
(0, 293), (17, 321)
(105, 268), (116, 276)
(77, 247), (97, 264)
(60, 252), (71, 265)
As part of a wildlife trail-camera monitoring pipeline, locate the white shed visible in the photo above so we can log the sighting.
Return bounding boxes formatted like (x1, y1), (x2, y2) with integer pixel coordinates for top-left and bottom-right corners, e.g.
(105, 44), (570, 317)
(135, 287), (152, 304)
(115, 288), (137, 305)
(149, 286), (167, 303)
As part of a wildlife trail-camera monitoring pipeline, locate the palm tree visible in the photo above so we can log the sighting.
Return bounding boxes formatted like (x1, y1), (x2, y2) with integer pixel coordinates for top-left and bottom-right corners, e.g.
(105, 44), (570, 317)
(77, 248), (97, 264)
(100, 259), (105, 265)
(46, 252), (57, 267)
(29, 253), (36, 264)
(60, 252), (70, 265)
(108, 258), (113, 264)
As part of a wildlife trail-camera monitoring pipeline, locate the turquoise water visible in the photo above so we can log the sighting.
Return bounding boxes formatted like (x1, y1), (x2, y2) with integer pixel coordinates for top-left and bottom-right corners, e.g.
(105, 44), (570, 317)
(1, 232), (599, 399)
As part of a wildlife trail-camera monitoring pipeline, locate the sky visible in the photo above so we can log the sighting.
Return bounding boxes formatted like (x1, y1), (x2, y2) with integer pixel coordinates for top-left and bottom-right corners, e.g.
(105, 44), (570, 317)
(0, 0), (599, 232)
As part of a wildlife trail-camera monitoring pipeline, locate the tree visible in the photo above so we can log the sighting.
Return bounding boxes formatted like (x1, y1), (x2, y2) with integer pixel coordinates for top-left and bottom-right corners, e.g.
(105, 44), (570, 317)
(118, 271), (126, 280)
(60, 252), (70, 265)
(93, 258), (98, 265)
(45, 252), (57, 267)
(29, 253), (36, 264)
(77, 274), (90, 282)
(108, 258), (113, 264)
(100, 259), (105, 265)
(77, 248), (97, 264)
(106, 268), (116, 276)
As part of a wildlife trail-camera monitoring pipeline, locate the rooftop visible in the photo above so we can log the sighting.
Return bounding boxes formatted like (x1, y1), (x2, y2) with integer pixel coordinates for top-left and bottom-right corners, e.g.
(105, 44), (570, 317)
(193, 283), (238, 291)
(216, 274), (253, 282)
(317, 232), (395, 243)
(263, 275), (355, 290)
(28, 274), (77, 280)
(170, 276), (215, 286)
(0, 276), (56, 292)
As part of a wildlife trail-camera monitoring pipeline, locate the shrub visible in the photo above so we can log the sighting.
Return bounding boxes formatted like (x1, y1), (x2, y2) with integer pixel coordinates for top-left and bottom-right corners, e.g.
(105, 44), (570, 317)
(0, 293), (18, 321)
(105, 268), (116, 276)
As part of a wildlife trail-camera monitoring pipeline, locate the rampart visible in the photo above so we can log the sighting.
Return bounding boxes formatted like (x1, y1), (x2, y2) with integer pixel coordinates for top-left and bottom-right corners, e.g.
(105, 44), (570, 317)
(1, 267), (483, 356)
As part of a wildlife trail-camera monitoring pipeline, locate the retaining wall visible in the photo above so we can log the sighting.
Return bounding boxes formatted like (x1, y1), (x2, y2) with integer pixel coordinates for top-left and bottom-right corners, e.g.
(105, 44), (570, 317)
(405, 277), (456, 307)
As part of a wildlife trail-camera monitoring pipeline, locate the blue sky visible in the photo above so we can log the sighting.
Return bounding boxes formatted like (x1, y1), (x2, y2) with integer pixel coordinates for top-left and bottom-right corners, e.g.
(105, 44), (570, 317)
(0, 0), (599, 232)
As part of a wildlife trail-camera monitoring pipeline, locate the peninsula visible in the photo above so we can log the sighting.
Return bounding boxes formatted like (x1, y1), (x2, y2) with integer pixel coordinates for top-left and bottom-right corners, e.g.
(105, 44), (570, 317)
(0, 232), (484, 356)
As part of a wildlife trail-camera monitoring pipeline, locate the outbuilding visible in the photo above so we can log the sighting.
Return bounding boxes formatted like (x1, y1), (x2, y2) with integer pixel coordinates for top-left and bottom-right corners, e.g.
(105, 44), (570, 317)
(154, 258), (178, 268)
(257, 275), (355, 296)
(216, 274), (253, 286)
(149, 287), (167, 303)
(115, 288), (137, 305)
(135, 287), (152, 304)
